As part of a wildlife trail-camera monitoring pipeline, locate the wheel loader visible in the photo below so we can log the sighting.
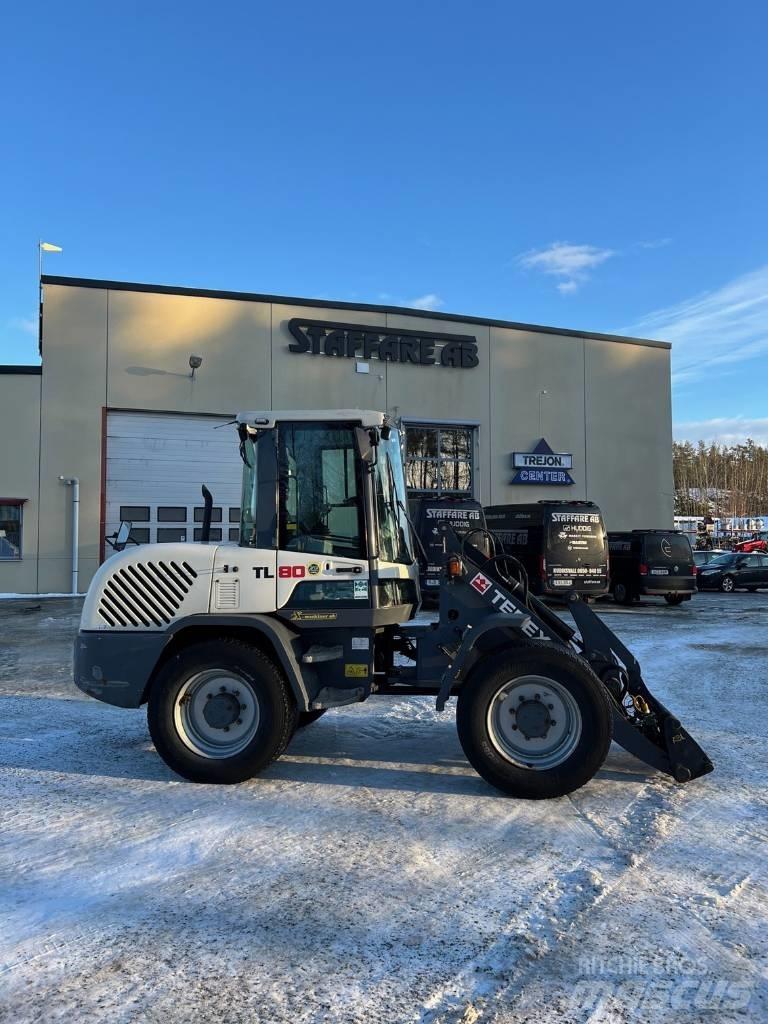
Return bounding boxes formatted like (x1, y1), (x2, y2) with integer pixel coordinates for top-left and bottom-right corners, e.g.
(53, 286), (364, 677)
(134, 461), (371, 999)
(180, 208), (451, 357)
(74, 410), (713, 799)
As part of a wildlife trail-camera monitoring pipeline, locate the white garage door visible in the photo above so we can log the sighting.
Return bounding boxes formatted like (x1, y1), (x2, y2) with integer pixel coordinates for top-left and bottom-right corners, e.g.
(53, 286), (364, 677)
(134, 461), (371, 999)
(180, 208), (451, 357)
(105, 412), (243, 551)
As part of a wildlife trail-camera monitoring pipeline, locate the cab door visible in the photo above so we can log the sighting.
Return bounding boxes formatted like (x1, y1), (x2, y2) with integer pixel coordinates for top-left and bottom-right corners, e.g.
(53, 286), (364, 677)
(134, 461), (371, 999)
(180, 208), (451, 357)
(275, 421), (371, 610)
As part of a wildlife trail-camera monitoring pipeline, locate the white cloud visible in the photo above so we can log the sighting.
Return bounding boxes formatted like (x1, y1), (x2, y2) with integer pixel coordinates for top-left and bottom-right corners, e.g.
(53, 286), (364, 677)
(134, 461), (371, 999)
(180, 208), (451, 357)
(7, 316), (37, 335)
(407, 293), (444, 311)
(622, 265), (768, 384)
(674, 417), (768, 447)
(517, 241), (614, 294)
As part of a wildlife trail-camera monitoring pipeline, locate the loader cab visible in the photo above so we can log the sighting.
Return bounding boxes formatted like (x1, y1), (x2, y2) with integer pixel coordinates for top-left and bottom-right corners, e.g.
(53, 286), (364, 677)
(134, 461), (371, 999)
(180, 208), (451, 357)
(236, 411), (419, 625)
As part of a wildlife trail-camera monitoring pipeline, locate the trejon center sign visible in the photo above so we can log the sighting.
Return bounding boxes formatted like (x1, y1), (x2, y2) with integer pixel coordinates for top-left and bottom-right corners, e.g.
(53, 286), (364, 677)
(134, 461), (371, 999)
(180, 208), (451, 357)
(511, 438), (575, 485)
(288, 318), (479, 368)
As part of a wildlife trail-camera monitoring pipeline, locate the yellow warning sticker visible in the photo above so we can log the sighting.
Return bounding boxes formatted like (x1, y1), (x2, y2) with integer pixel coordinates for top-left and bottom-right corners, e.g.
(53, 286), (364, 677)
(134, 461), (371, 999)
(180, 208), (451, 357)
(344, 664), (368, 678)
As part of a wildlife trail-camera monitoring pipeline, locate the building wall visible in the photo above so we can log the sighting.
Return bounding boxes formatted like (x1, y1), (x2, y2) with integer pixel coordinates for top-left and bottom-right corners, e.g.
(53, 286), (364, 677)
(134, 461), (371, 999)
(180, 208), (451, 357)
(22, 281), (673, 594)
(0, 372), (41, 594)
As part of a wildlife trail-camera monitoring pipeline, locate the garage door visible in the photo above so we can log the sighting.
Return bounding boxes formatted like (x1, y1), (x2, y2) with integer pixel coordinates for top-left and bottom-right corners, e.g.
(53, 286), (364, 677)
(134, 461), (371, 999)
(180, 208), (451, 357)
(105, 412), (243, 552)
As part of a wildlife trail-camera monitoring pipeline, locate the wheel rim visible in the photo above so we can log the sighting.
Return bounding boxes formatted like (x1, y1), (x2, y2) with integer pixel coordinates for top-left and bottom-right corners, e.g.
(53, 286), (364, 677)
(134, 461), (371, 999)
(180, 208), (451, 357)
(486, 674), (583, 771)
(614, 583), (627, 602)
(723, 577), (734, 592)
(174, 669), (260, 758)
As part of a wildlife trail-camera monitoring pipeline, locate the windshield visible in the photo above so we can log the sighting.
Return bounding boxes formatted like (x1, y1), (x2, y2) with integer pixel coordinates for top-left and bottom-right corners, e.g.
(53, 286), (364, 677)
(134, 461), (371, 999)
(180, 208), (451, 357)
(374, 431), (414, 565)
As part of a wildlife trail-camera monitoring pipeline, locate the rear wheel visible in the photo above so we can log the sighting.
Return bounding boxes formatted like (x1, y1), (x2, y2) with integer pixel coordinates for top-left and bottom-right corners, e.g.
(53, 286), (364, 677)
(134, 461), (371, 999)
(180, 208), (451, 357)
(147, 639), (296, 783)
(721, 575), (736, 593)
(612, 581), (633, 605)
(456, 645), (613, 799)
(664, 594), (685, 605)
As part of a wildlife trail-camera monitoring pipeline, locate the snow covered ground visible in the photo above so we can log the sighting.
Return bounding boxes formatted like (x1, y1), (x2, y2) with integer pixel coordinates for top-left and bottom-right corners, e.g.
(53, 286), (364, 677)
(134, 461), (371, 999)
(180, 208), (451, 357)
(0, 593), (766, 1023)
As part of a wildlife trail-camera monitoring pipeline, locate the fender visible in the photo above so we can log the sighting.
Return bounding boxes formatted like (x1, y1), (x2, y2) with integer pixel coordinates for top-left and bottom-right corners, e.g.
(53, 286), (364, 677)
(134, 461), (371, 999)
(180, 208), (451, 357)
(165, 614), (315, 710)
(74, 614), (316, 711)
(435, 612), (532, 712)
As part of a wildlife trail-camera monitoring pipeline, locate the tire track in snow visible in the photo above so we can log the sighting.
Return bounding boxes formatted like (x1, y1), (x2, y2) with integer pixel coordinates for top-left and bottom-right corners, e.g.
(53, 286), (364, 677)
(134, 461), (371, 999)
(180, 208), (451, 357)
(415, 779), (696, 1023)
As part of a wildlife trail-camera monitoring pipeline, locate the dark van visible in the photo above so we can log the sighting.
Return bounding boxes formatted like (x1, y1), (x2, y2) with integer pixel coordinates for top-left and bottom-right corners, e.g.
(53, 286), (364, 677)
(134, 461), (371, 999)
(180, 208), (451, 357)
(409, 496), (488, 603)
(607, 530), (696, 605)
(483, 501), (609, 597)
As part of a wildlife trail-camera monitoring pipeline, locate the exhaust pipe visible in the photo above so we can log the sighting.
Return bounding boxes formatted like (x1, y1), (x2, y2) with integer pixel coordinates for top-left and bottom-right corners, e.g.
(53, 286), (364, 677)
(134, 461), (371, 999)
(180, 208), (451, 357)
(200, 484), (213, 543)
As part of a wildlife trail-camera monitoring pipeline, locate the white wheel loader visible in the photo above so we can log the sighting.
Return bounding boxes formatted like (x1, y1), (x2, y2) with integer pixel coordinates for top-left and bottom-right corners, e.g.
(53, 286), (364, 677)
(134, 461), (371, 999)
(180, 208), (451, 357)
(74, 410), (713, 798)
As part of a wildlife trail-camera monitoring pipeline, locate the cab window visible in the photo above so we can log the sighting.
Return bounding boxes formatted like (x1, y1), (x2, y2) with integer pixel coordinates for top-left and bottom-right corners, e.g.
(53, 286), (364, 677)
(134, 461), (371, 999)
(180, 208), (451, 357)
(278, 423), (364, 559)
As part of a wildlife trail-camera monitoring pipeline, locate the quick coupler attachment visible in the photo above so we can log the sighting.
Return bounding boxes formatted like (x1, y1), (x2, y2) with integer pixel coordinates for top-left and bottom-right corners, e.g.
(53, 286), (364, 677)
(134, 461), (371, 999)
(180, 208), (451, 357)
(610, 697), (714, 783)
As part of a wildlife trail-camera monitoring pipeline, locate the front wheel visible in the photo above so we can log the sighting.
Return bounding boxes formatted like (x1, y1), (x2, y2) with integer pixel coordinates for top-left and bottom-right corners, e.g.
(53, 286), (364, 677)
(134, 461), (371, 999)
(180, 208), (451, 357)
(147, 639), (296, 783)
(721, 575), (736, 593)
(664, 594), (686, 606)
(612, 581), (633, 605)
(456, 645), (613, 799)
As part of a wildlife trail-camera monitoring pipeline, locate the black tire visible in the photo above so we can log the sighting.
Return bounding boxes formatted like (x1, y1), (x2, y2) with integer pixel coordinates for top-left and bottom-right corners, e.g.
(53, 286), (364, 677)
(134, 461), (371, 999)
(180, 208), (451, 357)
(456, 644), (613, 799)
(664, 594), (685, 606)
(612, 581), (633, 605)
(147, 639), (296, 784)
(295, 709), (327, 729)
(720, 575), (736, 593)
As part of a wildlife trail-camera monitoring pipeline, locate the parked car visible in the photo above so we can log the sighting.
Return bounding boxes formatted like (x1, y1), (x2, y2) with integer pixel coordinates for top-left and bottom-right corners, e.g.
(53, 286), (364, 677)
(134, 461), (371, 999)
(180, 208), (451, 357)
(607, 530), (696, 605)
(696, 551), (768, 592)
(693, 549), (728, 569)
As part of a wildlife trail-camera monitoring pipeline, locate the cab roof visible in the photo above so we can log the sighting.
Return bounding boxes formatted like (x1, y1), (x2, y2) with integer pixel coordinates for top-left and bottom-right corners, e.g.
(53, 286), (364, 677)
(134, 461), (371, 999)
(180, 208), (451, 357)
(236, 410), (387, 429)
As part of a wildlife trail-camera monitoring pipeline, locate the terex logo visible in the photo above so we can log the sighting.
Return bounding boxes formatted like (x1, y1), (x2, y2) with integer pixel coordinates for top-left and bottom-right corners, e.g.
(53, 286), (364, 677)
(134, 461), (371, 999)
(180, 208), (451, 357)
(470, 573), (492, 595)
(469, 572), (549, 640)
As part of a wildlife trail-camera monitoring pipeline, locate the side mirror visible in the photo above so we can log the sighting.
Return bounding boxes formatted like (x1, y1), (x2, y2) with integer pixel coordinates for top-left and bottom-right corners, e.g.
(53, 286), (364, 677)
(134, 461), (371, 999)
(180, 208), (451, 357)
(113, 521), (132, 552)
(355, 426), (378, 466)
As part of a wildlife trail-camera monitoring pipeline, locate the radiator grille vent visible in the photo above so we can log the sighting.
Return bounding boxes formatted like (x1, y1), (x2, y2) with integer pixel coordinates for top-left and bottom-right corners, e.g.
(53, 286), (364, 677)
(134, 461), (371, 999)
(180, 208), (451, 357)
(215, 578), (240, 610)
(98, 560), (198, 628)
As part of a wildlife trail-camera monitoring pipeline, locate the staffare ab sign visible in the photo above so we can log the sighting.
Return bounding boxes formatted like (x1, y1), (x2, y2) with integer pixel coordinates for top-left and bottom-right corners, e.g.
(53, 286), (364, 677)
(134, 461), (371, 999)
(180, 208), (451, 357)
(511, 439), (574, 485)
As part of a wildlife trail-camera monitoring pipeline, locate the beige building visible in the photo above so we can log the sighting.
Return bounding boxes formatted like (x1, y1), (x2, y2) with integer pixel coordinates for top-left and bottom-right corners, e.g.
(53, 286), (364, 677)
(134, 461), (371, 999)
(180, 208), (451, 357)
(0, 276), (673, 595)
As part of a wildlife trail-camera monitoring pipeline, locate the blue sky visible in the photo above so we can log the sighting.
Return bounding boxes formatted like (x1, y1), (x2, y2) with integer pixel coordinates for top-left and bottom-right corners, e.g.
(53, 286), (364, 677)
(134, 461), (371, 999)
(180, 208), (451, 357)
(2, 2), (766, 442)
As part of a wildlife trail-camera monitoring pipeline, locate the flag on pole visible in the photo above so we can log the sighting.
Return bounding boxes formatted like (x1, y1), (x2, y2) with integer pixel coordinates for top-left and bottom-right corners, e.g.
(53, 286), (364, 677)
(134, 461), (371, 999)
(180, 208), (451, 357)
(40, 242), (63, 252)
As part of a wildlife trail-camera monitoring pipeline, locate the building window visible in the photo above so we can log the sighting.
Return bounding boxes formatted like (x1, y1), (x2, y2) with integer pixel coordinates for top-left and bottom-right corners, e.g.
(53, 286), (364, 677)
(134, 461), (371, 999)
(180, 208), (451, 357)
(0, 501), (24, 559)
(194, 506), (222, 523)
(194, 527), (222, 542)
(157, 528), (187, 543)
(120, 505), (150, 522)
(157, 507), (187, 522)
(405, 425), (473, 497)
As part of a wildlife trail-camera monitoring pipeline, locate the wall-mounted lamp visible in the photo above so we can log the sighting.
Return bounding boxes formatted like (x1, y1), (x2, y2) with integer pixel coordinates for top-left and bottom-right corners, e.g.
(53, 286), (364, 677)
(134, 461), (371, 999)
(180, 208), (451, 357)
(189, 355), (203, 379)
